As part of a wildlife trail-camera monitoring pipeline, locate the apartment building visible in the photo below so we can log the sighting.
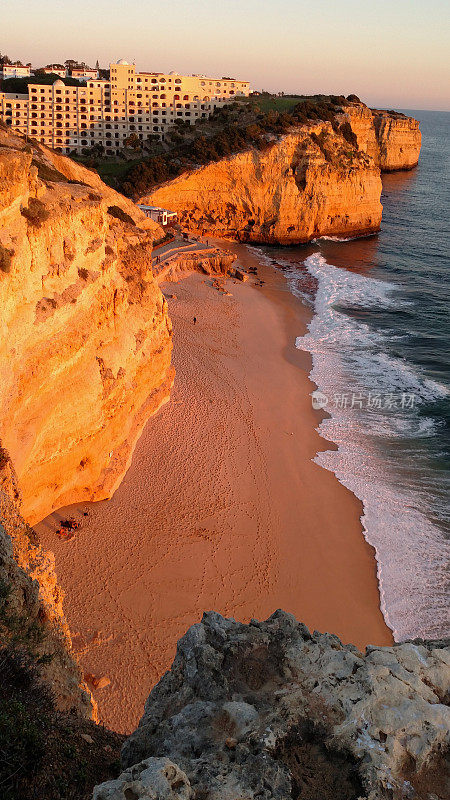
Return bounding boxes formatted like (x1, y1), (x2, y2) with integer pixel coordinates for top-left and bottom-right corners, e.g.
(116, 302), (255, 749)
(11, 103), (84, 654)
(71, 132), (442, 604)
(0, 59), (250, 155)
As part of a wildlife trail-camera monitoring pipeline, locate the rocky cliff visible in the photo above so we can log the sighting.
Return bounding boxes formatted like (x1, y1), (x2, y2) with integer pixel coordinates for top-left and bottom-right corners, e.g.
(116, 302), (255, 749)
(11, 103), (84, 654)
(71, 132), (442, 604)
(141, 122), (383, 245)
(0, 129), (174, 524)
(342, 105), (421, 171)
(371, 110), (422, 171)
(94, 611), (449, 800)
(140, 106), (420, 245)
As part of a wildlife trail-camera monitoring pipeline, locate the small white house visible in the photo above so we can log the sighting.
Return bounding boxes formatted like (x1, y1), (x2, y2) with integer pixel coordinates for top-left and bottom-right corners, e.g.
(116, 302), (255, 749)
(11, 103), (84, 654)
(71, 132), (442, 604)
(42, 65), (67, 78)
(1, 63), (32, 79)
(138, 205), (178, 226)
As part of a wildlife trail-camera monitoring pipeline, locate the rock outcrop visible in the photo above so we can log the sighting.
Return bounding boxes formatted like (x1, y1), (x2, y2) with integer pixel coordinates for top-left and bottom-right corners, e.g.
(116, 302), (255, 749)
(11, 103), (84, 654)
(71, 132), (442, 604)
(96, 611), (449, 800)
(371, 110), (422, 171)
(155, 248), (238, 283)
(342, 105), (421, 171)
(0, 129), (174, 524)
(141, 122), (383, 245)
(140, 105), (420, 245)
(0, 488), (94, 718)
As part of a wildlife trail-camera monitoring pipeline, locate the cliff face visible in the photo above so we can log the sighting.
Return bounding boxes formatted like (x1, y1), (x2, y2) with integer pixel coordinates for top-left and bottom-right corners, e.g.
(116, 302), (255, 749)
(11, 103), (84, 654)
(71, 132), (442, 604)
(371, 110), (422, 171)
(95, 612), (450, 800)
(0, 488), (94, 717)
(0, 130), (174, 524)
(342, 105), (421, 171)
(142, 122), (383, 245)
(141, 106), (421, 245)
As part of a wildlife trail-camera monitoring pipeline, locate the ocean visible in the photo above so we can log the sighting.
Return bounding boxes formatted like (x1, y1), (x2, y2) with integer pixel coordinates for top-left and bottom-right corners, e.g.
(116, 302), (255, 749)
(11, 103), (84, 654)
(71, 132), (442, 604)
(253, 110), (450, 642)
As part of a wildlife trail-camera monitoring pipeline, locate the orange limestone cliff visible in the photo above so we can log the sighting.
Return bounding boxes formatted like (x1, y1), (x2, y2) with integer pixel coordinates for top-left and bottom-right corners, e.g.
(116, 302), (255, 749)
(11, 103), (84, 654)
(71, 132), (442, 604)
(371, 109), (422, 171)
(342, 104), (421, 171)
(0, 130), (174, 524)
(143, 122), (383, 245)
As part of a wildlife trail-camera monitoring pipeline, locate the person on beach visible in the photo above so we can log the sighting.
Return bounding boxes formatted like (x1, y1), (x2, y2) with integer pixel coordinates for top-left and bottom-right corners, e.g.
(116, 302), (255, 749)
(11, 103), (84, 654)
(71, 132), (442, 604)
(193, 316), (197, 324)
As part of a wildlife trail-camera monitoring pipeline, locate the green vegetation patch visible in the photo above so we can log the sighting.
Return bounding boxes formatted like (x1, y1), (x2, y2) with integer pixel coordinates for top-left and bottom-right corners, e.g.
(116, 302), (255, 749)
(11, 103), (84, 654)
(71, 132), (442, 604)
(246, 94), (305, 113)
(0, 647), (124, 800)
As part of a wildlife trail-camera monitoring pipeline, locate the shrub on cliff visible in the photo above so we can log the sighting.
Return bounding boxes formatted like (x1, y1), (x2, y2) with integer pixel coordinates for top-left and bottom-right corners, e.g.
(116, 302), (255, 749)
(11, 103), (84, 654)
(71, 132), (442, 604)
(339, 121), (358, 148)
(107, 205), (136, 226)
(0, 244), (14, 274)
(32, 160), (67, 183)
(21, 198), (50, 227)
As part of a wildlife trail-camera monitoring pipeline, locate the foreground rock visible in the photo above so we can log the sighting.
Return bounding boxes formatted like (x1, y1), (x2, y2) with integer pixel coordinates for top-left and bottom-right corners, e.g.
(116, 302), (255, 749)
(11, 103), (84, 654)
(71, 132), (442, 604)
(93, 758), (191, 800)
(0, 129), (174, 523)
(96, 611), (449, 800)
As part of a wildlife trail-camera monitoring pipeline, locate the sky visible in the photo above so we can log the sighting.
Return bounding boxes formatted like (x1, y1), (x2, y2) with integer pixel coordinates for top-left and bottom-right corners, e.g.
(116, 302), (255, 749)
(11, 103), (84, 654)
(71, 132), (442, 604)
(2, 0), (450, 111)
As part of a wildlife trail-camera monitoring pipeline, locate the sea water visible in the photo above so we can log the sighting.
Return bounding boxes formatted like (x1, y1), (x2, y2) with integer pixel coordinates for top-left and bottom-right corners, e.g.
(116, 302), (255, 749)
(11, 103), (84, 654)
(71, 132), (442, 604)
(251, 110), (449, 641)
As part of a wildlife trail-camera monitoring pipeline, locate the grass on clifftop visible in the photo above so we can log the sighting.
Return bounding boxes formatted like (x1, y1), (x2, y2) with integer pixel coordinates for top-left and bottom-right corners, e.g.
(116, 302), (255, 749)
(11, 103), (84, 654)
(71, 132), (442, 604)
(244, 94), (304, 113)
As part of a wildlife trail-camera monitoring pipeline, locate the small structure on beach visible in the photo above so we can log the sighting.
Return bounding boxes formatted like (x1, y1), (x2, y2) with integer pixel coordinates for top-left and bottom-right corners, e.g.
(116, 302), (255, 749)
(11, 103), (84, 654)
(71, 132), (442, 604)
(138, 205), (178, 227)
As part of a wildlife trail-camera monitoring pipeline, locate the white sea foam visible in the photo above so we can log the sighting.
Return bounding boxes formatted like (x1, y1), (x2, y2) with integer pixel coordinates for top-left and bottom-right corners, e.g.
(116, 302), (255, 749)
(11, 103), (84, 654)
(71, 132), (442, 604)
(311, 234), (375, 243)
(295, 253), (450, 641)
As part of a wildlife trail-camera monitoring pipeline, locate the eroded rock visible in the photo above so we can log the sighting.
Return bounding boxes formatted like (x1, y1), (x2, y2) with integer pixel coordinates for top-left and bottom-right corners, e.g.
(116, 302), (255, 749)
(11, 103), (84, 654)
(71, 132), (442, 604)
(0, 489), (94, 718)
(105, 611), (449, 800)
(140, 123), (383, 245)
(93, 758), (191, 800)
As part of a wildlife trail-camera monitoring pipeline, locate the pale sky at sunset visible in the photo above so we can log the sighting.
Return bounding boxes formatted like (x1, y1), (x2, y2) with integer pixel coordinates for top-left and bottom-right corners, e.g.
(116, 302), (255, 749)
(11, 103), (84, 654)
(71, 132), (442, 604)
(2, 0), (449, 110)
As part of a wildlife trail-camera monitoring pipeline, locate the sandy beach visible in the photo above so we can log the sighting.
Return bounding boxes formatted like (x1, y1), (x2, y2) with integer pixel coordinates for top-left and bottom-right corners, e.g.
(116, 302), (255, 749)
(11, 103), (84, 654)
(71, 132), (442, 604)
(36, 246), (392, 733)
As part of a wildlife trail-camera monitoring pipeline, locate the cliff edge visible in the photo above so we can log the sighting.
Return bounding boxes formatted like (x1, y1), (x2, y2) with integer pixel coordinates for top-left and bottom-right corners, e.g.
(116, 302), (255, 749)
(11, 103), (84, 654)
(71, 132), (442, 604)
(0, 129), (174, 524)
(139, 104), (420, 245)
(95, 611), (449, 800)
(142, 122), (383, 245)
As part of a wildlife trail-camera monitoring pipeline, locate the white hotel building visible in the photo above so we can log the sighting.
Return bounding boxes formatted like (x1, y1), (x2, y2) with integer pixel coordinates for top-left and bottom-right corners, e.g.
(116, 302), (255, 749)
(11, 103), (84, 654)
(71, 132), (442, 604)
(0, 59), (250, 155)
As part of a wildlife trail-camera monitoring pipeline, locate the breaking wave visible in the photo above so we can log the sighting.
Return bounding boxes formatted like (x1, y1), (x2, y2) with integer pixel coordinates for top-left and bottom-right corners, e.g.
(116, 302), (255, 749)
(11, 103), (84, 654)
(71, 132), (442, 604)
(294, 253), (450, 641)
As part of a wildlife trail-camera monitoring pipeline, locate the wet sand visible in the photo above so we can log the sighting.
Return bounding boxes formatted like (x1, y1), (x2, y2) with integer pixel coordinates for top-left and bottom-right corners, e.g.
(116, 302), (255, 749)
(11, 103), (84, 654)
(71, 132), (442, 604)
(36, 248), (392, 733)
